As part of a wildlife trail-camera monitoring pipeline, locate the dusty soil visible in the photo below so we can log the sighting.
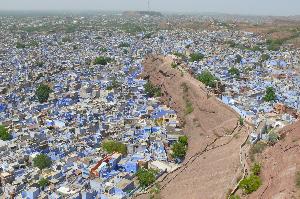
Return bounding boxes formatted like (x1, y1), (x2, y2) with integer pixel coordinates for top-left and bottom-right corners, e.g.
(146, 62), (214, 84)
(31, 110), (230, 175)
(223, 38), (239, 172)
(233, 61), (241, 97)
(136, 55), (248, 199)
(247, 121), (300, 199)
(236, 19), (300, 48)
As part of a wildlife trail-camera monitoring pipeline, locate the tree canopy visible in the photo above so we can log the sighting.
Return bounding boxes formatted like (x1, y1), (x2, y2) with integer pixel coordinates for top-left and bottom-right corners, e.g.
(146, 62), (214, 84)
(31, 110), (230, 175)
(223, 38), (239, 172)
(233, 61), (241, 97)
(137, 168), (158, 188)
(102, 140), (127, 155)
(189, 53), (204, 62)
(94, 56), (112, 65)
(228, 67), (240, 77)
(178, 135), (188, 146)
(16, 42), (26, 49)
(263, 87), (276, 102)
(38, 178), (50, 187)
(171, 136), (188, 159)
(118, 42), (130, 48)
(0, 125), (11, 141)
(197, 70), (218, 88)
(33, 154), (52, 170)
(36, 84), (52, 103)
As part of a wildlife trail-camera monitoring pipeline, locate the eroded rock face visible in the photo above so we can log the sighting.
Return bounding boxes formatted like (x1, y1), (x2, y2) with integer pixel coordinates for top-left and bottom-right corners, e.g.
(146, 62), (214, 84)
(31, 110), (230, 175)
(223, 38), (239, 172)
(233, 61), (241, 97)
(138, 55), (248, 199)
(248, 122), (300, 199)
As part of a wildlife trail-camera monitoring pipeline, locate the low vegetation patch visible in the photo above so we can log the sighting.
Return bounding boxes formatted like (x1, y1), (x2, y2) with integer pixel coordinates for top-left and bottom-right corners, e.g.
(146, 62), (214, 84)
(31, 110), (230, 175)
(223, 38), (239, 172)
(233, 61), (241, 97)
(171, 62), (178, 68)
(239, 174), (262, 194)
(249, 141), (267, 161)
(150, 183), (161, 199)
(106, 78), (120, 90)
(267, 39), (284, 51)
(173, 52), (187, 60)
(296, 171), (300, 188)
(185, 100), (193, 115)
(251, 163), (261, 176)
(144, 81), (161, 97)
(268, 132), (279, 146)
(229, 195), (241, 199)
(239, 117), (244, 126)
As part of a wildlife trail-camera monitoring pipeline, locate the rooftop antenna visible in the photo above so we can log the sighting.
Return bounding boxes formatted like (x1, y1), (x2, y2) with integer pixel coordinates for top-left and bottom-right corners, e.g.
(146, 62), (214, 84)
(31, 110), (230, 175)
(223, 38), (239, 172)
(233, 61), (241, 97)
(147, 0), (150, 11)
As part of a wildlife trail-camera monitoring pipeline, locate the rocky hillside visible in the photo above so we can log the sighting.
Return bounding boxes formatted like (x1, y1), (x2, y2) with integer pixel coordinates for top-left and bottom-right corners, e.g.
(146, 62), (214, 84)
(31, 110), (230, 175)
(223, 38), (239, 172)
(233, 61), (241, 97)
(137, 55), (249, 199)
(248, 121), (300, 199)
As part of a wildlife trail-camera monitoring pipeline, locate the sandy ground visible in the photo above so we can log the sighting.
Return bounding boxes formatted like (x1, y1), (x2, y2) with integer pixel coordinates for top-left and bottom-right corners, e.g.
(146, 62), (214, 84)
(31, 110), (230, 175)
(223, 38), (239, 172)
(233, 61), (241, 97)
(135, 56), (248, 199)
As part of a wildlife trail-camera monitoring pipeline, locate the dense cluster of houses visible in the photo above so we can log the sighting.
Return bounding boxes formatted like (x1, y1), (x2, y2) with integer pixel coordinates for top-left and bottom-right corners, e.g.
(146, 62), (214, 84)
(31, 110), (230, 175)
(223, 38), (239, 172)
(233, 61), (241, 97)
(0, 13), (299, 198)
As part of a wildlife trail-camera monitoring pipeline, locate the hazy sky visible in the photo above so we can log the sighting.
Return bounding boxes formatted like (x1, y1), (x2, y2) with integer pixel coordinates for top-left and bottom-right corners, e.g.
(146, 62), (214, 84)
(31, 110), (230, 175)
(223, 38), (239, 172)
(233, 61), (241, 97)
(0, 0), (299, 16)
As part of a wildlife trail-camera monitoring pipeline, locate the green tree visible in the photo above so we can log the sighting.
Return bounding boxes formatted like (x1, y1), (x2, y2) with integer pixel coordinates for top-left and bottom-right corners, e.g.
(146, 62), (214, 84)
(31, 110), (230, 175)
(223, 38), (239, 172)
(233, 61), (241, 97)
(102, 140), (127, 155)
(36, 84), (52, 103)
(38, 178), (50, 187)
(228, 67), (240, 77)
(190, 53), (204, 62)
(16, 42), (26, 49)
(0, 125), (11, 141)
(197, 70), (218, 88)
(94, 56), (112, 65)
(99, 47), (107, 52)
(171, 142), (187, 159)
(251, 163), (261, 175)
(239, 175), (262, 194)
(137, 168), (158, 188)
(33, 154), (52, 170)
(179, 135), (188, 146)
(263, 87), (276, 102)
(118, 42), (130, 48)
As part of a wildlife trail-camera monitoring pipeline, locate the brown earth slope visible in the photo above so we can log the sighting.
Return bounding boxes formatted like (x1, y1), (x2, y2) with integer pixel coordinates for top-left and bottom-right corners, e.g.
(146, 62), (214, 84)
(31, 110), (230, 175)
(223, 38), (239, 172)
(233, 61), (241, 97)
(248, 121), (300, 199)
(136, 55), (249, 199)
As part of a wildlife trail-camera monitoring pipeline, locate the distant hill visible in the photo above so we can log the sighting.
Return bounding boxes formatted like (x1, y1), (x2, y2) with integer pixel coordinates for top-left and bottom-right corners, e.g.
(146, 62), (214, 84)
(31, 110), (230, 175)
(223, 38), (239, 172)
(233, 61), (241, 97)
(123, 11), (163, 17)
